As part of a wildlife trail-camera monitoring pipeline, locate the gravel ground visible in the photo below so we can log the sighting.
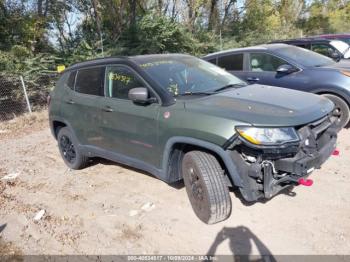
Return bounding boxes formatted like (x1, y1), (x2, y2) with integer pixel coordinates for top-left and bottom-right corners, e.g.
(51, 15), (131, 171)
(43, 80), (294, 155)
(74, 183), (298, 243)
(0, 118), (349, 256)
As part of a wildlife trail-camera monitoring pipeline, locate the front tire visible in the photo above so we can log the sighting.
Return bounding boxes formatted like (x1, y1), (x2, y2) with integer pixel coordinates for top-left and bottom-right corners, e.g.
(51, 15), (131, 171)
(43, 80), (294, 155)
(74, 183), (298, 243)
(182, 151), (232, 224)
(322, 94), (350, 130)
(57, 127), (89, 169)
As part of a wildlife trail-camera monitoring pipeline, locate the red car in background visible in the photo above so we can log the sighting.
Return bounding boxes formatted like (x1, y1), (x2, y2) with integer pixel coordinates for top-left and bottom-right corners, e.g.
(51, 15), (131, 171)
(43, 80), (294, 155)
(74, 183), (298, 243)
(314, 34), (350, 44)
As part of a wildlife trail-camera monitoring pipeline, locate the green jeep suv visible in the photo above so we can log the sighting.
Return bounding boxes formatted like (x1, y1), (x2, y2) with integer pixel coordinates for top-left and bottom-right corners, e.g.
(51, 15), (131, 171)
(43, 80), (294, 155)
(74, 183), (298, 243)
(49, 54), (338, 224)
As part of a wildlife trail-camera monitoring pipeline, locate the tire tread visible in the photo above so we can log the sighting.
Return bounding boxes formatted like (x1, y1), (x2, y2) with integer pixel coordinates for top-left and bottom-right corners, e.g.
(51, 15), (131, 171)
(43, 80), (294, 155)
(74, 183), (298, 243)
(184, 151), (231, 224)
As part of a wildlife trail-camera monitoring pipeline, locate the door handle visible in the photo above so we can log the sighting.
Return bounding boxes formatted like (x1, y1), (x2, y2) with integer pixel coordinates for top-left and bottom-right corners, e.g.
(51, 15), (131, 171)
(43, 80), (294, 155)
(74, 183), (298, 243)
(247, 77), (260, 82)
(65, 99), (75, 104)
(103, 106), (114, 112)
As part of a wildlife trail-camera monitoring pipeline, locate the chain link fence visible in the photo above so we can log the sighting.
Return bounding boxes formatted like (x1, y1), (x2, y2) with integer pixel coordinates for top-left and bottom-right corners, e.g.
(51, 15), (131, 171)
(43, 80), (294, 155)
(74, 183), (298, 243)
(0, 73), (58, 121)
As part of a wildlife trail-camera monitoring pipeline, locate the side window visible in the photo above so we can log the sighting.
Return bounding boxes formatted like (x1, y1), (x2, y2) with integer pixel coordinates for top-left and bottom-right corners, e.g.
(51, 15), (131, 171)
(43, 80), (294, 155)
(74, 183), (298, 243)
(66, 71), (76, 90)
(249, 53), (287, 72)
(311, 44), (336, 57)
(217, 54), (244, 71)
(296, 44), (310, 49)
(105, 66), (145, 100)
(75, 67), (104, 96)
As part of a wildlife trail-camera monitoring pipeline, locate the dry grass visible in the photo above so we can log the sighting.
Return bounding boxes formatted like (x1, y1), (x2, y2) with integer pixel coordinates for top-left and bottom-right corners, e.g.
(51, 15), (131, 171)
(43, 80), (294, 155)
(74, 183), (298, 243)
(0, 110), (48, 140)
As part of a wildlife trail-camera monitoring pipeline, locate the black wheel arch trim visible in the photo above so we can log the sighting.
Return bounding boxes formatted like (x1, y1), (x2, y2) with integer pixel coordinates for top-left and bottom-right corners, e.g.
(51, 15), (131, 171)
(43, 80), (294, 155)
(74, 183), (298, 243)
(49, 117), (82, 144)
(162, 136), (243, 187)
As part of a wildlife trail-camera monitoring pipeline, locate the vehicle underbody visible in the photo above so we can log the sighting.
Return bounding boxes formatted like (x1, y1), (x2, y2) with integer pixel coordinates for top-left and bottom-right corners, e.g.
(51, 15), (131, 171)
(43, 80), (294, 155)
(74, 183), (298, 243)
(228, 115), (338, 202)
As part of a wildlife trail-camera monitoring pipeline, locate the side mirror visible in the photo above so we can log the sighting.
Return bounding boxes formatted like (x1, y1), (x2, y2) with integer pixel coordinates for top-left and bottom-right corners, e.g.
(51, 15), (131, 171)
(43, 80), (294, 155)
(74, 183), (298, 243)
(128, 87), (156, 104)
(276, 64), (297, 74)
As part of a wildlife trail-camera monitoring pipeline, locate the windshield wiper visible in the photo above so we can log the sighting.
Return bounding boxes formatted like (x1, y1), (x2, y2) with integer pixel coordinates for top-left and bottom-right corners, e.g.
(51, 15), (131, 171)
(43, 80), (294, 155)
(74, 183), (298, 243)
(213, 83), (247, 92)
(175, 83), (247, 97)
(176, 92), (214, 96)
(176, 91), (214, 96)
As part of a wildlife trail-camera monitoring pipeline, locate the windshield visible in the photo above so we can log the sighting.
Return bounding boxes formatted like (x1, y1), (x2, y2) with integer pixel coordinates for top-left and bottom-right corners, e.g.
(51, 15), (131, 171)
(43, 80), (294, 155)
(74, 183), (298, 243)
(273, 45), (335, 67)
(136, 56), (246, 96)
(330, 40), (350, 54)
(330, 40), (350, 58)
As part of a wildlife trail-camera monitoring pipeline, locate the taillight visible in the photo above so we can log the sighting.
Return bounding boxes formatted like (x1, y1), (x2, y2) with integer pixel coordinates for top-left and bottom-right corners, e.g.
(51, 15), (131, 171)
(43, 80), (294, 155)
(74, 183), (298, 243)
(47, 95), (51, 105)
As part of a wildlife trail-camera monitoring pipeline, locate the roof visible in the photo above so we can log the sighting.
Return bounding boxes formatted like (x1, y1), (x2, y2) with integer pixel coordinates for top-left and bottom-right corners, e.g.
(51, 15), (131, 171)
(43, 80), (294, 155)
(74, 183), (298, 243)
(203, 43), (289, 58)
(130, 53), (192, 63)
(313, 34), (350, 38)
(66, 53), (193, 71)
(66, 56), (128, 71)
(273, 38), (331, 43)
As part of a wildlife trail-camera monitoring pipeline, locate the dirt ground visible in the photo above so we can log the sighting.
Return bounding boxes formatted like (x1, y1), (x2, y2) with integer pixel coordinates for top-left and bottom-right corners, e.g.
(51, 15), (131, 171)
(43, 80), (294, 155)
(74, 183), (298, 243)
(0, 112), (349, 256)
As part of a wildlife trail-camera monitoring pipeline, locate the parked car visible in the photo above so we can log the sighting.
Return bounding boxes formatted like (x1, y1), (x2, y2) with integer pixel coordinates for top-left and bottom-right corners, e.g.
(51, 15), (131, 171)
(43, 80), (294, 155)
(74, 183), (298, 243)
(203, 44), (350, 129)
(49, 54), (338, 224)
(271, 38), (350, 60)
(312, 34), (350, 45)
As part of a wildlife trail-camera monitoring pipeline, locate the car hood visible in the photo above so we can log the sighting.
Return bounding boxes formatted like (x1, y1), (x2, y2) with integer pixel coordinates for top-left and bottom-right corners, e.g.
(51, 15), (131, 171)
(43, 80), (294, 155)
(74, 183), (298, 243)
(184, 84), (334, 127)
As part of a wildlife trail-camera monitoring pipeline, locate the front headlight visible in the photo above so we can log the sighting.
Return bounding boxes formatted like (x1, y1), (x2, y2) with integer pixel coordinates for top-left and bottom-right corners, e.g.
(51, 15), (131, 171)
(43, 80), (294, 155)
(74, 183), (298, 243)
(235, 126), (299, 146)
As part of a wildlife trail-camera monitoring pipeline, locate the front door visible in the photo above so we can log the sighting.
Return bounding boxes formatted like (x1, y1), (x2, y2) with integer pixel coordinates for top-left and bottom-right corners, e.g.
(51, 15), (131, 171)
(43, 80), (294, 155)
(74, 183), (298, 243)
(245, 52), (306, 90)
(100, 65), (160, 167)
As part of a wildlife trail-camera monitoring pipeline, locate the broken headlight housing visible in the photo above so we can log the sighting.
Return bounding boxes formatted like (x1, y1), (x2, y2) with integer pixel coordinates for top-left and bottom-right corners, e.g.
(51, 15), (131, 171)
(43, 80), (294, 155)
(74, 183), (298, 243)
(235, 126), (300, 146)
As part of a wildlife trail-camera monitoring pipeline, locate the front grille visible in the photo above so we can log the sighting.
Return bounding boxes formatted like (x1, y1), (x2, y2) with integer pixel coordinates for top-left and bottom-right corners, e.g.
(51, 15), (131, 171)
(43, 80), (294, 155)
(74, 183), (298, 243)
(298, 115), (334, 140)
(297, 115), (336, 154)
(308, 115), (333, 138)
(275, 115), (337, 176)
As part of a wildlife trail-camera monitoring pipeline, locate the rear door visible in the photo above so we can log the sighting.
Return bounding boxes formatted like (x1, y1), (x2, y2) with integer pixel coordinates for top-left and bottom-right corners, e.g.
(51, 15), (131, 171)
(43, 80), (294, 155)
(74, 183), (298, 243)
(99, 64), (160, 167)
(217, 52), (247, 80)
(61, 66), (105, 147)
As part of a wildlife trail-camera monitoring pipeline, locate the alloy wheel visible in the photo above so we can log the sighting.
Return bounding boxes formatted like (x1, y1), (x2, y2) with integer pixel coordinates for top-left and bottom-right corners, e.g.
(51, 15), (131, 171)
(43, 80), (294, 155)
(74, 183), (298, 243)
(59, 135), (76, 164)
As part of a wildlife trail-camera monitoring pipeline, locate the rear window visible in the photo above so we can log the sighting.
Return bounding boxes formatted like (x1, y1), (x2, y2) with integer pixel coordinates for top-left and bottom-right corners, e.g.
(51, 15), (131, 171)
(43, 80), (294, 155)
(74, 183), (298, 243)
(217, 54), (244, 71)
(75, 67), (104, 96)
(66, 71), (76, 90)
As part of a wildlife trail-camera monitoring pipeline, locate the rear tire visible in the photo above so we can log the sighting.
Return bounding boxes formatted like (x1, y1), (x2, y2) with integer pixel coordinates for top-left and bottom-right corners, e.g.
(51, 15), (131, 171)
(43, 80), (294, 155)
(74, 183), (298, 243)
(57, 127), (89, 169)
(322, 94), (350, 130)
(182, 151), (231, 224)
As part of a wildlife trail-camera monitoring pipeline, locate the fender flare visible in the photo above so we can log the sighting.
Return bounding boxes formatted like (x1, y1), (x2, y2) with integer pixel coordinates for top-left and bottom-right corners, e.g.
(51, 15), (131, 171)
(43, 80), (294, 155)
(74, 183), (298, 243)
(50, 117), (81, 144)
(161, 136), (243, 187)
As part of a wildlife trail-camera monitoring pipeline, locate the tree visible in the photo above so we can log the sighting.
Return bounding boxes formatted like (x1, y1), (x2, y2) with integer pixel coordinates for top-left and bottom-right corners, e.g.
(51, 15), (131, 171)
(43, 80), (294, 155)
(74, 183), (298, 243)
(119, 13), (198, 55)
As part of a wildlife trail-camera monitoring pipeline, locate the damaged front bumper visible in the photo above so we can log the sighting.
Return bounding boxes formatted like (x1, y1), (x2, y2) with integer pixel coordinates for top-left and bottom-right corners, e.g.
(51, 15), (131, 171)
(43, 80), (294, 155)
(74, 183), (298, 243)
(229, 116), (338, 202)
